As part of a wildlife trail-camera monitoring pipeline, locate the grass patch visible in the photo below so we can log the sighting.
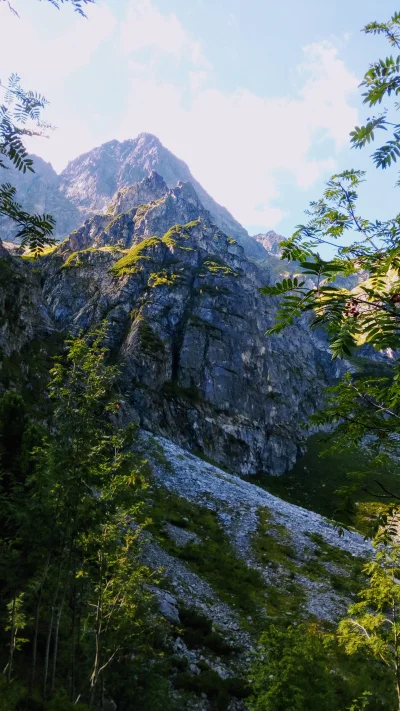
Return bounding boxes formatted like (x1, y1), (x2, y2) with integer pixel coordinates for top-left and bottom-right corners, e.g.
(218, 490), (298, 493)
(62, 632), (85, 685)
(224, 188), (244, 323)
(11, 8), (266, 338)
(110, 237), (161, 277)
(301, 532), (367, 595)
(148, 268), (184, 288)
(136, 319), (165, 357)
(251, 433), (400, 534)
(61, 250), (84, 269)
(178, 607), (236, 656)
(252, 507), (298, 574)
(147, 487), (306, 626)
(199, 257), (238, 278)
(147, 488), (267, 619)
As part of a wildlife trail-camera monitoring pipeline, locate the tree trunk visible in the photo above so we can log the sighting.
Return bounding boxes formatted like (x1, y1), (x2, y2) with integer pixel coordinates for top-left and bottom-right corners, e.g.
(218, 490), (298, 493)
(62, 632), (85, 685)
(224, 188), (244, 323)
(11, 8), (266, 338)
(392, 596), (400, 711)
(50, 557), (70, 697)
(6, 596), (16, 682)
(70, 576), (76, 703)
(43, 602), (55, 697)
(89, 555), (103, 709)
(30, 554), (51, 695)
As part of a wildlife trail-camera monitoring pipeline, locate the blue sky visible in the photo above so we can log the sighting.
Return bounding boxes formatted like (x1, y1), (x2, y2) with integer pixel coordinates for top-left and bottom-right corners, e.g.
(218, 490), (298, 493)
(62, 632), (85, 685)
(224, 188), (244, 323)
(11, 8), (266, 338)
(0, 0), (398, 238)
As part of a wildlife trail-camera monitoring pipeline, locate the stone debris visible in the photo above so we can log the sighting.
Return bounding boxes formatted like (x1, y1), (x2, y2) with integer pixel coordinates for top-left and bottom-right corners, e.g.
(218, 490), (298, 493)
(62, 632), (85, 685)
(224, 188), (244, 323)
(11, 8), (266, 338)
(141, 431), (372, 624)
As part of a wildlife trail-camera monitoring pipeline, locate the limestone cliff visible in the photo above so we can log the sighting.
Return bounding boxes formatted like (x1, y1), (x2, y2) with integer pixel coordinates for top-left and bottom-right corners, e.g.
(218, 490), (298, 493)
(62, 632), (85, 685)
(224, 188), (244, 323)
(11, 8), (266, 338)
(35, 172), (343, 476)
(0, 134), (267, 260)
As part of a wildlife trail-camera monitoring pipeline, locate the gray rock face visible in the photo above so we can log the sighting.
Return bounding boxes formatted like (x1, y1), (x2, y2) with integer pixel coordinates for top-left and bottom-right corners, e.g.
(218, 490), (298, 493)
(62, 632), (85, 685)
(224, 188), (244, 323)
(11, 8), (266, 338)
(39, 173), (343, 476)
(0, 133), (268, 259)
(59, 133), (267, 259)
(253, 231), (284, 257)
(0, 155), (81, 243)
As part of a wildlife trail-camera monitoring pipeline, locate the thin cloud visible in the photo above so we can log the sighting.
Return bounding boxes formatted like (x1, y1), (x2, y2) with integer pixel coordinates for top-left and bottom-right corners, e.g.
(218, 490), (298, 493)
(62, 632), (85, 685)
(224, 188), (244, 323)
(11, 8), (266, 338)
(120, 0), (210, 68)
(0, 2), (116, 90)
(118, 39), (359, 228)
(0, 0), (359, 232)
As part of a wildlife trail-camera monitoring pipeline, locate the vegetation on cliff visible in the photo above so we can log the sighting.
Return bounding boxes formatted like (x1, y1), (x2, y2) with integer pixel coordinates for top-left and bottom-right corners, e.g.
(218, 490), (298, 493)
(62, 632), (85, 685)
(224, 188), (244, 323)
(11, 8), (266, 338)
(253, 12), (400, 710)
(0, 328), (166, 709)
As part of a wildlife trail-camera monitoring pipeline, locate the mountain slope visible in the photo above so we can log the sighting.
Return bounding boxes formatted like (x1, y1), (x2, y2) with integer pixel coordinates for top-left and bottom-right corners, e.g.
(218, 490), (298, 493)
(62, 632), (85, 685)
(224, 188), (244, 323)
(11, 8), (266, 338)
(0, 155), (81, 242)
(39, 172), (343, 475)
(59, 133), (267, 259)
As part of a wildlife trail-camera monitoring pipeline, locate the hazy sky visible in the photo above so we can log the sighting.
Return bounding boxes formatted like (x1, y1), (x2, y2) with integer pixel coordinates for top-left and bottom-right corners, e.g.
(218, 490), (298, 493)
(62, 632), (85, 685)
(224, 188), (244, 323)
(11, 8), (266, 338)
(0, 0), (398, 237)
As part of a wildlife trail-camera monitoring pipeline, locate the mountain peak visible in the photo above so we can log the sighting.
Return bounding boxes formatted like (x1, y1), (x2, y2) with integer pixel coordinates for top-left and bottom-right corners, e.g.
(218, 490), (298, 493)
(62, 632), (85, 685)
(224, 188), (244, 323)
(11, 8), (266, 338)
(253, 230), (284, 256)
(135, 132), (162, 145)
(110, 171), (168, 215)
(58, 133), (260, 253)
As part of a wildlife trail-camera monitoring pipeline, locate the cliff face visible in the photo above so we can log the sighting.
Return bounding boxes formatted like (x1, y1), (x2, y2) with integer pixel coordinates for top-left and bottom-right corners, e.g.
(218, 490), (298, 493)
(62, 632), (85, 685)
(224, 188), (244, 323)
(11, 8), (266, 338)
(253, 231), (284, 257)
(0, 133), (267, 259)
(36, 171), (342, 476)
(0, 155), (82, 243)
(0, 149), (372, 711)
(59, 133), (267, 259)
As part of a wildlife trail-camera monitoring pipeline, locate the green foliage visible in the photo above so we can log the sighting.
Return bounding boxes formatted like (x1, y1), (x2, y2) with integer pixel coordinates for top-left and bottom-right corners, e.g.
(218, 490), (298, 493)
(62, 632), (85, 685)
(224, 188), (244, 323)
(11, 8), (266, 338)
(338, 536), (400, 706)
(148, 267), (184, 287)
(178, 607), (234, 655)
(0, 181), (55, 254)
(247, 621), (394, 711)
(0, 70), (54, 253)
(0, 326), (158, 707)
(136, 317), (165, 356)
(61, 250), (84, 269)
(200, 256), (239, 278)
(261, 165), (400, 356)
(247, 623), (336, 711)
(253, 18), (400, 709)
(110, 237), (161, 277)
(161, 219), (200, 248)
(175, 669), (249, 711)
(350, 13), (400, 175)
(259, 13), (400, 527)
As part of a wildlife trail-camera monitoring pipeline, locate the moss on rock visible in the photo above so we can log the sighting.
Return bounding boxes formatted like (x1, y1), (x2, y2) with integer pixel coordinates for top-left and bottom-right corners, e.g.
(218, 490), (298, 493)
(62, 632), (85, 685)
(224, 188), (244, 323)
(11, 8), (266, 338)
(110, 237), (161, 277)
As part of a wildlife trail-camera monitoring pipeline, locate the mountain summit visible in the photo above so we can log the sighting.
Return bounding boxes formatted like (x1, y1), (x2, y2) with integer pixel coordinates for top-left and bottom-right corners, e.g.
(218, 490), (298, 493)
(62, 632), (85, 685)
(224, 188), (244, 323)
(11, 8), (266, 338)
(59, 133), (266, 258)
(1, 133), (267, 258)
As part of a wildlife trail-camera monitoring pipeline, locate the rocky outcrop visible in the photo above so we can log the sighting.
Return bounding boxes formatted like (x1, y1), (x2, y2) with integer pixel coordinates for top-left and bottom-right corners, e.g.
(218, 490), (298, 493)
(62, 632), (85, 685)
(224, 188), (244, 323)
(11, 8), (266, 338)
(0, 248), (58, 399)
(0, 155), (81, 243)
(253, 231), (284, 257)
(38, 173), (343, 476)
(133, 432), (371, 708)
(59, 133), (267, 259)
(0, 134), (268, 260)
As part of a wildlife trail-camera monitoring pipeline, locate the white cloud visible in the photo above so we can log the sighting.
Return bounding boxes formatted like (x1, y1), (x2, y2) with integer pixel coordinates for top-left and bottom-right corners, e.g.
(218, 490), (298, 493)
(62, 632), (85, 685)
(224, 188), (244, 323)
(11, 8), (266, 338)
(117, 40), (359, 229)
(120, 0), (210, 68)
(0, 1), (116, 168)
(0, 2), (116, 90)
(0, 0), (359, 232)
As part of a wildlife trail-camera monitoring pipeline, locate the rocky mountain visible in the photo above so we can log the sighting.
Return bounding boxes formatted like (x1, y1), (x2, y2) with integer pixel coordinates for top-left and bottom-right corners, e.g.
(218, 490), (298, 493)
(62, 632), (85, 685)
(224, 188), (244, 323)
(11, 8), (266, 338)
(0, 154), (82, 242)
(19, 170), (341, 477)
(0, 144), (378, 711)
(0, 133), (267, 260)
(60, 133), (267, 255)
(253, 230), (284, 257)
